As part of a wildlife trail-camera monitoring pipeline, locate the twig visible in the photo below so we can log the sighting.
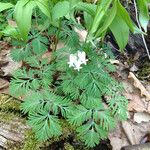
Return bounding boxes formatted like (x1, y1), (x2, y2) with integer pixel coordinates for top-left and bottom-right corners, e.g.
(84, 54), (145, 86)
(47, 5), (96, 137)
(133, 0), (150, 60)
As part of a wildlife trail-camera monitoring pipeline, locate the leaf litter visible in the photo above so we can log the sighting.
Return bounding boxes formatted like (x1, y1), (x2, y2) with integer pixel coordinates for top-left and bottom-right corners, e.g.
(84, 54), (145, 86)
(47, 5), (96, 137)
(109, 60), (150, 150)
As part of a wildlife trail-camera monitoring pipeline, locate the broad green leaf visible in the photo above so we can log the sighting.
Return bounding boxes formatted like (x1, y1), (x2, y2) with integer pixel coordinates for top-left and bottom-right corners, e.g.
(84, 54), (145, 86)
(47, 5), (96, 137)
(84, 12), (93, 30)
(2, 25), (21, 40)
(14, 0), (36, 41)
(95, 1), (117, 37)
(52, 1), (70, 21)
(117, 0), (134, 32)
(74, 2), (96, 29)
(90, 0), (112, 35)
(134, 25), (146, 34)
(35, 0), (51, 19)
(0, 2), (14, 12)
(109, 14), (129, 50)
(137, 0), (149, 32)
(75, 2), (96, 17)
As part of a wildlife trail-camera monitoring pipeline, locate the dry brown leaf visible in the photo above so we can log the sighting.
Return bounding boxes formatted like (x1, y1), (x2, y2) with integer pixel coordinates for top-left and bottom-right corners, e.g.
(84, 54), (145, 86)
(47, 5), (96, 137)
(122, 121), (150, 145)
(8, 19), (17, 27)
(130, 64), (139, 72)
(125, 93), (147, 112)
(56, 41), (65, 50)
(74, 27), (87, 42)
(42, 51), (52, 63)
(108, 122), (129, 150)
(0, 49), (22, 76)
(1, 55), (22, 76)
(109, 121), (150, 150)
(128, 72), (150, 101)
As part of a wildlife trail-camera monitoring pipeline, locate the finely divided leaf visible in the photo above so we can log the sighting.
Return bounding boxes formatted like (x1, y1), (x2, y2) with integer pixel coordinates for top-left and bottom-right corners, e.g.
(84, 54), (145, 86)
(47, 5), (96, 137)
(28, 111), (62, 141)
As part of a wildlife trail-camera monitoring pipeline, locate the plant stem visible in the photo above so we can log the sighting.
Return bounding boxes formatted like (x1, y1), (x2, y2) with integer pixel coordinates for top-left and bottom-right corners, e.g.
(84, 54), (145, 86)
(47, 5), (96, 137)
(133, 0), (150, 60)
(54, 19), (62, 51)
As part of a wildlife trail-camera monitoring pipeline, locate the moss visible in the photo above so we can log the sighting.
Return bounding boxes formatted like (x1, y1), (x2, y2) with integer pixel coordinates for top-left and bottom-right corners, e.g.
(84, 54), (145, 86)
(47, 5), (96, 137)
(0, 94), (85, 150)
(46, 119), (76, 145)
(137, 61), (150, 81)
(0, 94), (21, 112)
(6, 130), (43, 150)
(7, 141), (23, 150)
(0, 111), (17, 122)
(64, 142), (74, 150)
(21, 130), (43, 150)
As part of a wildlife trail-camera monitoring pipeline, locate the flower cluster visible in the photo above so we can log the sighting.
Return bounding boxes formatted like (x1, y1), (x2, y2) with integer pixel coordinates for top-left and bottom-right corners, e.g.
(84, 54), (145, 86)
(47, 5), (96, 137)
(68, 51), (88, 71)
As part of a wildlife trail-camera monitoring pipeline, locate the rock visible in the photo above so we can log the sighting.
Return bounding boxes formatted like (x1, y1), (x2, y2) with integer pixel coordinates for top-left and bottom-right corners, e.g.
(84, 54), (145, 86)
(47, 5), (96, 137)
(134, 112), (150, 123)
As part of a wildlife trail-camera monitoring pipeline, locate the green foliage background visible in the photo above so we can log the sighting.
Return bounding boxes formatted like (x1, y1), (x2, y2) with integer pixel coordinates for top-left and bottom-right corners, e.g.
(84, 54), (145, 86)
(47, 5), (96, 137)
(0, 0), (149, 148)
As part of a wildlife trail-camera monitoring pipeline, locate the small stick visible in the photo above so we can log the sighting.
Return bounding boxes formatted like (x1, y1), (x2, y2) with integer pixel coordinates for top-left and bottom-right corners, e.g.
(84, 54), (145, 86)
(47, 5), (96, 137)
(133, 0), (150, 60)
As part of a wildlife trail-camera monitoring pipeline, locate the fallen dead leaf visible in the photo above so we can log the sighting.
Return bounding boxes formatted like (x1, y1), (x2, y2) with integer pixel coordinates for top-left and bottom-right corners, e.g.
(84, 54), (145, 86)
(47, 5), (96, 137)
(8, 19), (17, 27)
(122, 121), (150, 145)
(108, 122), (129, 150)
(1, 55), (22, 76)
(109, 120), (150, 150)
(42, 51), (52, 63)
(130, 64), (139, 72)
(0, 48), (22, 76)
(128, 72), (150, 101)
(125, 93), (147, 112)
(74, 27), (87, 42)
(56, 41), (65, 50)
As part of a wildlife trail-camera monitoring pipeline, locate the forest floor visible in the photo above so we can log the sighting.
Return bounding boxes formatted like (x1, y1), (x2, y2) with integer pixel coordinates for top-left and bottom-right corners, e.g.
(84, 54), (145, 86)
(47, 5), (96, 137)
(0, 33), (150, 150)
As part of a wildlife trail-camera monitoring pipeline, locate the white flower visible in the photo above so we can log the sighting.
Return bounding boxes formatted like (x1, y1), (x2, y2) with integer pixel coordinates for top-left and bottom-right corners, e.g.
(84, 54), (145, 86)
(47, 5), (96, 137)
(77, 51), (88, 65)
(68, 54), (77, 67)
(74, 60), (82, 71)
(68, 51), (88, 71)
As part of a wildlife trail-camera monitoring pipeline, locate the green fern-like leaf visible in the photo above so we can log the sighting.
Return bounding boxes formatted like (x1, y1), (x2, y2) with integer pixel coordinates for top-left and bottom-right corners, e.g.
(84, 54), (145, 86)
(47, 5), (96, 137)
(31, 35), (48, 54)
(28, 109), (62, 141)
(11, 44), (31, 62)
(77, 125), (100, 148)
(68, 105), (92, 126)
(108, 96), (128, 120)
(21, 90), (72, 117)
(94, 110), (115, 130)
(10, 68), (40, 97)
(9, 19), (128, 148)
